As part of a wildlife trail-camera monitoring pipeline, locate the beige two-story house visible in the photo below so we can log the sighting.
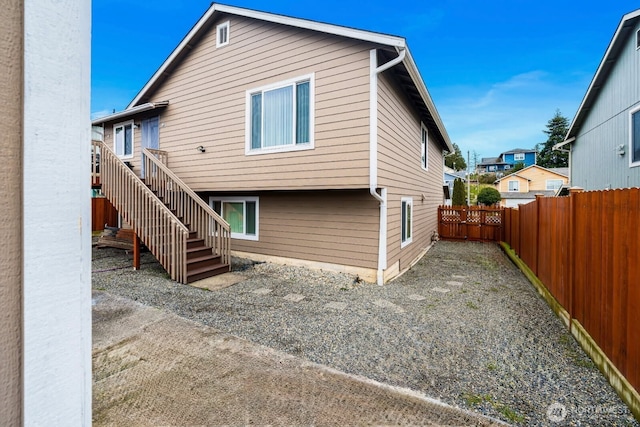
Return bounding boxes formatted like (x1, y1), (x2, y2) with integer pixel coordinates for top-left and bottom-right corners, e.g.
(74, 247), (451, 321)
(494, 165), (568, 207)
(92, 3), (453, 285)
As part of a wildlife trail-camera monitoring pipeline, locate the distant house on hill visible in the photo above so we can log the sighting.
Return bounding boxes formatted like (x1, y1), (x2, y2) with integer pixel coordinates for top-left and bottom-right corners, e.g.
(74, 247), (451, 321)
(477, 148), (537, 173)
(559, 9), (640, 190)
(494, 165), (568, 207)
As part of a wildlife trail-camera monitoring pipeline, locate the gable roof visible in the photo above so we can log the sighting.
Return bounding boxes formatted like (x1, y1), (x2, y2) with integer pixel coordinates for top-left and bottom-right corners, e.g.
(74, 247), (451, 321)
(565, 8), (640, 141)
(493, 164), (569, 184)
(500, 148), (536, 155)
(124, 3), (452, 152)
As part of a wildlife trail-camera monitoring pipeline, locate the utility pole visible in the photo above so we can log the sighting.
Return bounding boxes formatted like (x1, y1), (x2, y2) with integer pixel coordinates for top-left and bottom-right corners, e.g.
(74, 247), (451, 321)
(467, 150), (471, 206)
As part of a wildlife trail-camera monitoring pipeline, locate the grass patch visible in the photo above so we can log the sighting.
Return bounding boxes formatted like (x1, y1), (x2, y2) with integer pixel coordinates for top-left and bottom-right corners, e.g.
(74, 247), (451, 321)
(559, 333), (595, 368)
(461, 392), (524, 423)
(466, 301), (479, 309)
(489, 286), (499, 292)
(487, 361), (497, 371)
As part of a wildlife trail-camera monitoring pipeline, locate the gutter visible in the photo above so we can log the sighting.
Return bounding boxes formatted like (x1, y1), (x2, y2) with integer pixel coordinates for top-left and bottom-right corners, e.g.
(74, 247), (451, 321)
(91, 101), (169, 125)
(370, 47), (406, 286)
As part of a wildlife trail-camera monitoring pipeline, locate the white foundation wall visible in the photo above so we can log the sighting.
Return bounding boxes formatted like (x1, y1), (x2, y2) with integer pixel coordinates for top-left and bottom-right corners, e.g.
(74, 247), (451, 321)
(23, 0), (92, 425)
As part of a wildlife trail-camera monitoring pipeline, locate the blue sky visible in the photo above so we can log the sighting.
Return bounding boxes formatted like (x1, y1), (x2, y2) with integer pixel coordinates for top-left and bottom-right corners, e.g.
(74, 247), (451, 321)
(92, 0), (638, 165)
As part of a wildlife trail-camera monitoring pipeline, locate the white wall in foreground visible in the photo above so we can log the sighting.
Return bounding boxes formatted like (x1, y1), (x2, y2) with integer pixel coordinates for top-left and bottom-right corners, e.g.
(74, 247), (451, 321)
(23, 0), (92, 425)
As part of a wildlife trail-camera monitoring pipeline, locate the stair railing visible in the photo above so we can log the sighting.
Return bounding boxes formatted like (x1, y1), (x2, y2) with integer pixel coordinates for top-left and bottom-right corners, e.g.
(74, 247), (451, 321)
(143, 148), (231, 268)
(93, 140), (189, 283)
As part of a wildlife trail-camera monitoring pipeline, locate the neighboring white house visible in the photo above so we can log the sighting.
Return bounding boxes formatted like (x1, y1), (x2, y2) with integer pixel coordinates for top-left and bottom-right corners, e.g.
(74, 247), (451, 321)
(559, 9), (640, 190)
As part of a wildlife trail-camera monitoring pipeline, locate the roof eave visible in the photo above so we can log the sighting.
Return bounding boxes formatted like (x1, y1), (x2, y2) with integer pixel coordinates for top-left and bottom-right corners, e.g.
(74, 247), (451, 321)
(92, 101), (169, 125)
(566, 9), (640, 140)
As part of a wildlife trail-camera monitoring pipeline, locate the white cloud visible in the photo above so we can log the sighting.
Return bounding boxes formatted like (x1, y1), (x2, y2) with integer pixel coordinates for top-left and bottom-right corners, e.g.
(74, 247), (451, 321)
(434, 70), (588, 165)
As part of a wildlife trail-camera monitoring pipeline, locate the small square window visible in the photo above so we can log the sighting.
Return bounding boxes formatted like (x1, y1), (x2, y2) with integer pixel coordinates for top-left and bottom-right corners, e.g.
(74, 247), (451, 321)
(216, 21), (229, 48)
(508, 180), (519, 192)
(209, 196), (258, 240)
(546, 179), (564, 191)
(514, 153), (525, 161)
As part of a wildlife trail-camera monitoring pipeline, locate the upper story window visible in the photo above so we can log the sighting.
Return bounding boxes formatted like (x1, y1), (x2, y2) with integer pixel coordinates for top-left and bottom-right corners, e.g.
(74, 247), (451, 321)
(114, 121), (133, 159)
(514, 153), (525, 161)
(216, 21), (229, 48)
(420, 123), (428, 170)
(246, 74), (314, 155)
(546, 179), (564, 190)
(504, 164), (511, 170)
(488, 165), (497, 172)
(630, 105), (640, 167)
(636, 29), (640, 50)
(508, 180), (519, 192)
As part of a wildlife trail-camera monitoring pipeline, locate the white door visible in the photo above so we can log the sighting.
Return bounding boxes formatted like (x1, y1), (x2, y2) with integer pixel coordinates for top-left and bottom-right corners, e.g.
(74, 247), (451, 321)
(141, 116), (159, 178)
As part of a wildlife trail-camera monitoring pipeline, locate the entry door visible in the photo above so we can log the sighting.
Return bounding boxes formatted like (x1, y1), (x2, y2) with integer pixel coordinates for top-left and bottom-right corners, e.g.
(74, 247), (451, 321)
(141, 116), (159, 178)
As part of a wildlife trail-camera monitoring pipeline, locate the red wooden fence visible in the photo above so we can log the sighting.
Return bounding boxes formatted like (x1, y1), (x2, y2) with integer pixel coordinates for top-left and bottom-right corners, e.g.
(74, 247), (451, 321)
(503, 189), (640, 396)
(438, 206), (504, 242)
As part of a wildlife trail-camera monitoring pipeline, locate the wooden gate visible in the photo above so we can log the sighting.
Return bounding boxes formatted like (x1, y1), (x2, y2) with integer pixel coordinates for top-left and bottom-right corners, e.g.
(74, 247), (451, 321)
(438, 206), (504, 242)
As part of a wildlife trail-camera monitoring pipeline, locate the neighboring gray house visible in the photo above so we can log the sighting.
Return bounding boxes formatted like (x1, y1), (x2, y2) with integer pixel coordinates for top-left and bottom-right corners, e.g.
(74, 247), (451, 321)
(559, 9), (640, 190)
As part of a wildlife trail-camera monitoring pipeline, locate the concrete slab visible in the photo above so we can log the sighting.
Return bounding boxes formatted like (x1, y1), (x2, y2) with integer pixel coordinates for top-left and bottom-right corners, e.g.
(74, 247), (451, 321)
(283, 293), (306, 302)
(407, 294), (427, 301)
(372, 299), (405, 314)
(189, 272), (246, 291)
(252, 288), (273, 295)
(325, 301), (348, 311)
(432, 287), (451, 294)
(446, 281), (463, 287)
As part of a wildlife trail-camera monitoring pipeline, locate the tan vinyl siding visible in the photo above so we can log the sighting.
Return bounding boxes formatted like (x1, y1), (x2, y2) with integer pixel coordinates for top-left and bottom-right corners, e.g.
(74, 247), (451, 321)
(0, 0), (22, 422)
(207, 190), (379, 269)
(147, 15), (374, 191)
(377, 72), (442, 271)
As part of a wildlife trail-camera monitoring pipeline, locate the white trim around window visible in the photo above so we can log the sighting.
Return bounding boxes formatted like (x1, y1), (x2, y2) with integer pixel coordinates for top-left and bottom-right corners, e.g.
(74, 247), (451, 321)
(245, 74), (315, 155)
(546, 179), (564, 191)
(401, 197), (413, 248)
(420, 123), (428, 170)
(113, 120), (134, 159)
(216, 21), (230, 48)
(508, 180), (519, 192)
(630, 104), (640, 168)
(209, 196), (259, 241)
(514, 153), (525, 161)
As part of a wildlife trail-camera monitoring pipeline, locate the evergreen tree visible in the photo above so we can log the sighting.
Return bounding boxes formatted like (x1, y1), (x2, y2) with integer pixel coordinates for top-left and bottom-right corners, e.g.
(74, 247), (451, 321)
(537, 110), (569, 168)
(452, 178), (467, 206)
(445, 143), (467, 171)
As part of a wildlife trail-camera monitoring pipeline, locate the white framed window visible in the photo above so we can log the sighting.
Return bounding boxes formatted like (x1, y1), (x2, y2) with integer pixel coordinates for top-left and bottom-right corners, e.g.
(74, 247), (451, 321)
(546, 179), (564, 190)
(514, 153), (525, 161)
(216, 21), (229, 48)
(113, 120), (134, 159)
(636, 29), (640, 50)
(508, 180), (519, 192)
(631, 105), (640, 167)
(401, 197), (413, 248)
(504, 164), (511, 170)
(488, 165), (497, 172)
(420, 123), (428, 170)
(246, 74), (314, 155)
(209, 196), (259, 241)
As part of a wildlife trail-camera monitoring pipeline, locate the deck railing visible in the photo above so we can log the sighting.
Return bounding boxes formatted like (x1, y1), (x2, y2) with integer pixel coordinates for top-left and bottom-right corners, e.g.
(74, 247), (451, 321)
(92, 140), (190, 283)
(143, 148), (231, 267)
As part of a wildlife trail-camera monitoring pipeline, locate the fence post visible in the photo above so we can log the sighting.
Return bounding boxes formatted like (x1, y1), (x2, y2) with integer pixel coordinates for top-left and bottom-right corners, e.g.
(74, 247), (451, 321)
(568, 187), (584, 332)
(535, 194), (544, 276)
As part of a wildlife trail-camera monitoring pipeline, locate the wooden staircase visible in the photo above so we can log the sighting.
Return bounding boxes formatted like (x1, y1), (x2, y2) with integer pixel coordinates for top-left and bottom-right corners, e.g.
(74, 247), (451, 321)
(92, 141), (231, 284)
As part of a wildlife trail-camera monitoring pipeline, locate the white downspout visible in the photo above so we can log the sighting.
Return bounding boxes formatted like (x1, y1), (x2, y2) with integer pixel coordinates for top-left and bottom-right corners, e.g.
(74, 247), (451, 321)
(370, 47), (406, 286)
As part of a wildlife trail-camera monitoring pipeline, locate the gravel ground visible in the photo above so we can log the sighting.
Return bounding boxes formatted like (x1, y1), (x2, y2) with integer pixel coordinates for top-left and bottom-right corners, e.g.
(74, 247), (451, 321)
(92, 240), (639, 426)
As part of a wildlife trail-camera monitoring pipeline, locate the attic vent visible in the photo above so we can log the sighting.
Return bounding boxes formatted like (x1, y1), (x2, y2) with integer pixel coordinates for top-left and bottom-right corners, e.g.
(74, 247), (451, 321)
(217, 21), (229, 48)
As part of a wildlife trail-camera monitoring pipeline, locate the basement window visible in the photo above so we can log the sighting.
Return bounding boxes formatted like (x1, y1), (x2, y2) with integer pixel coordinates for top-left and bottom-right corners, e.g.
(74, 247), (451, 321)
(209, 196), (258, 241)
(216, 21), (229, 48)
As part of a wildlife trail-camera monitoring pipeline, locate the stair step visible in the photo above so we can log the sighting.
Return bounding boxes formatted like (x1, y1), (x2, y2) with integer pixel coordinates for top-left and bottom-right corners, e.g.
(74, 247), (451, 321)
(187, 246), (213, 260)
(186, 263), (230, 283)
(187, 237), (205, 249)
(186, 253), (222, 271)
